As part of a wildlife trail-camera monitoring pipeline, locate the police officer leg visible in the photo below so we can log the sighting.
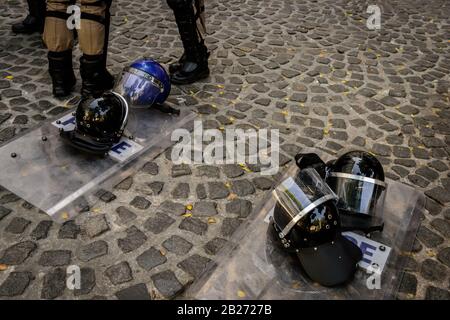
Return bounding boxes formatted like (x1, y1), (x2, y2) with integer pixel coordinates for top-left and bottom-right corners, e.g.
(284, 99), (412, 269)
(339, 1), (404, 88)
(167, 0), (209, 85)
(12, 0), (47, 34)
(43, 0), (76, 97)
(168, 0), (206, 74)
(79, 0), (114, 98)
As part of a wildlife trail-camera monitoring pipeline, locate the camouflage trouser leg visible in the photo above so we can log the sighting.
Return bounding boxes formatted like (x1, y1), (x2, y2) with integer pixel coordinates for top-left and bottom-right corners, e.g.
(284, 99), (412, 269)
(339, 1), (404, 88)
(43, 0), (109, 55)
(43, 0), (74, 52)
(78, 0), (109, 55)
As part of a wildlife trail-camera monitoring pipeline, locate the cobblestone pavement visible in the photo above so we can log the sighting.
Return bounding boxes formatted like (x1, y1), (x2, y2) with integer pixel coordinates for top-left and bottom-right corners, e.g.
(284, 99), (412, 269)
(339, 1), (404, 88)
(0, 0), (449, 300)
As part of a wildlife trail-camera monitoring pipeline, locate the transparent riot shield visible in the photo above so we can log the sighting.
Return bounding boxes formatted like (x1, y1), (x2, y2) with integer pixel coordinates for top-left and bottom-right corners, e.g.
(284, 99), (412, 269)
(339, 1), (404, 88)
(0, 106), (195, 223)
(186, 151), (424, 300)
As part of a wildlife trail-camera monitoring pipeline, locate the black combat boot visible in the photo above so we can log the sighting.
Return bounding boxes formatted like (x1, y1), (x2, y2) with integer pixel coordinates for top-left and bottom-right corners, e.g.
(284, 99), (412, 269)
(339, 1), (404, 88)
(169, 50), (210, 77)
(171, 43), (209, 85)
(168, 52), (186, 75)
(12, 0), (46, 34)
(168, 0), (209, 85)
(48, 50), (76, 98)
(80, 54), (115, 98)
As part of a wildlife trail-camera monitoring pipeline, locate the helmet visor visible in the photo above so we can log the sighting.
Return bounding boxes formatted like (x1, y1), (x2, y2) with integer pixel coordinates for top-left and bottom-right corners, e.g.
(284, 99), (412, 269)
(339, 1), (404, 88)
(273, 168), (337, 236)
(326, 173), (386, 216)
(114, 67), (163, 108)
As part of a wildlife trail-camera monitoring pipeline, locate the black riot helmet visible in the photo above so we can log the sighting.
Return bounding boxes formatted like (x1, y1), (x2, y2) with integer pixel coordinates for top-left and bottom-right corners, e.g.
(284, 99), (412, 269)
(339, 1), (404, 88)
(326, 150), (386, 218)
(60, 92), (129, 155)
(272, 169), (362, 287)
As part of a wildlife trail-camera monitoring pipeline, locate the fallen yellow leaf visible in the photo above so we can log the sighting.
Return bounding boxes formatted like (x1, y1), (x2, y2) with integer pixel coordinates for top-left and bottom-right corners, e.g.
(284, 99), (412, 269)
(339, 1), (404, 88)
(227, 193), (238, 200)
(208, 217), (216, 224)
(182, 213), (192, 218)
(0, 264), (8, 271)
(186, 204), (193, 211)
(292, 281), (301, 289)
(5, 75), (13, 80)
(237, 290), (246, 298)
(426, 249), (436, 257)
(160, 249), (166, 256)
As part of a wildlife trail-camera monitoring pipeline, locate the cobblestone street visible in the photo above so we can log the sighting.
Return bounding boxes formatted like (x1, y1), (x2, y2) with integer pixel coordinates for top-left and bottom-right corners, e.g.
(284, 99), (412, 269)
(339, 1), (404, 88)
(0, 0), (449, 299)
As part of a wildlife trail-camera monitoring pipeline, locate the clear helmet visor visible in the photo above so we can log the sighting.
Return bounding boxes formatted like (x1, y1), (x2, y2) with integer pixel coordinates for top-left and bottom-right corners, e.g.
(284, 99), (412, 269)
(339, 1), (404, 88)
(114, 67), (163, 108)
(326, 173), (386, 216)
(273, 168), (337, 232)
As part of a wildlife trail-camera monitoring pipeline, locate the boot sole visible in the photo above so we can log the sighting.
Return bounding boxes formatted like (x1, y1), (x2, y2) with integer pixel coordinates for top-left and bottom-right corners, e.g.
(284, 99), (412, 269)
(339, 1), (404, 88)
(171, 68), (210, 85)
(53, 82), (76, 98)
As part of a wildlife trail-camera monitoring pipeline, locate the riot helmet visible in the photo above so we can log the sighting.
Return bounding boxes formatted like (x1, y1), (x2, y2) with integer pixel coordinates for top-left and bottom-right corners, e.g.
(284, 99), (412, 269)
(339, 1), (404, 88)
(326, 150), (386, 218)
(60, 92), (129, 155)
(272, 168), (362, 287)
(114, 58), (171, 108)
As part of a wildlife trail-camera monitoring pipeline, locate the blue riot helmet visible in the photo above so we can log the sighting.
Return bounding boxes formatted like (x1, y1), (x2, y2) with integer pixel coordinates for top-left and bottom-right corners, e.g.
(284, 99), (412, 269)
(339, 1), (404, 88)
(115, 58), (171, 107)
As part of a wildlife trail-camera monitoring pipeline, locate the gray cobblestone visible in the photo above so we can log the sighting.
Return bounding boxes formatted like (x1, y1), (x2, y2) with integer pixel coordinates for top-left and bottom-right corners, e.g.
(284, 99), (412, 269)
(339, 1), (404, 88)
(192, 201), (217, 217)
(179, 217), (208, 236)
(137, 247), (167, 271)
(162, 235), (193, 255)
(231, 179), (255, 196)
(115, 283), (151, 300)
(118, 226), (147, 253)
(151, 270), (184, 299)
(144, 213), (175, 234)
(207, 182), (229, 200)
(420, 259), (447, 281)
(30, 220), (52, 240)
(41, 268), (66, 300)
(78, 240), (108, 262)
(38, 250), (71, 267)
(58, 221), (80, 239)
(0, 241), (37, 265)
(74, 268), (96, 296)
(105, 261), (133, 285)
(115, 206), (137, 224)
(425, 286), (450, 300)
(84, 214), (110, 238)
(5, 217), (30, 234)
(177, 254), (214, 279)
(0, 272), (34, 297)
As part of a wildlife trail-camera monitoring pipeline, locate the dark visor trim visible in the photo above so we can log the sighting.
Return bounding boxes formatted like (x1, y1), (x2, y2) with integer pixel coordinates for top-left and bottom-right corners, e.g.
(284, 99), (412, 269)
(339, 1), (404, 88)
(328, 172), (386, 188)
